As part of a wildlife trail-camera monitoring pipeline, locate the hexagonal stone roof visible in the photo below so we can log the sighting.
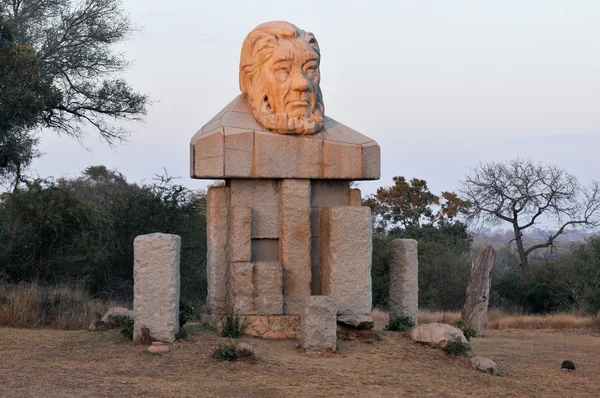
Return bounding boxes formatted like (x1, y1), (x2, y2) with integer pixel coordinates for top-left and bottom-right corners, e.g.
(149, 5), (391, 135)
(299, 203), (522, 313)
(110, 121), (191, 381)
(190, 95), (380, 180)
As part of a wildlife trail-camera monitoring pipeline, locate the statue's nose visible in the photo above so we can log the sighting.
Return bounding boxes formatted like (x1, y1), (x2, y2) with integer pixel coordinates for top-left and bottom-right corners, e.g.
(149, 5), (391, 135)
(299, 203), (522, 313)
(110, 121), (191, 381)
(291, 71), (310, 92)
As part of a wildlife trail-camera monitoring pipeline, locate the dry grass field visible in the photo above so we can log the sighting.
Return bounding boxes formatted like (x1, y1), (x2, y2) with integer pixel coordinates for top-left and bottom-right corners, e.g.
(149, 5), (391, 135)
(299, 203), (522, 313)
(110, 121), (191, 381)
(1, 322), (599, 397)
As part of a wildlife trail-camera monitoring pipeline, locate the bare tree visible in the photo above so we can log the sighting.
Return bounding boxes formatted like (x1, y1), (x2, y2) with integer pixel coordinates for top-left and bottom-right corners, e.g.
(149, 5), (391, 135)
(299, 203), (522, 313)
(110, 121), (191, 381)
(460, 158), (600, 270)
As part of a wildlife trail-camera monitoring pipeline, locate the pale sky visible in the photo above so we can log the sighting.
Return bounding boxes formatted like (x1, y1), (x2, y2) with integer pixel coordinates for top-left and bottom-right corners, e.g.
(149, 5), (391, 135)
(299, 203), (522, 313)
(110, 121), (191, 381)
(31, 0), (600, 197)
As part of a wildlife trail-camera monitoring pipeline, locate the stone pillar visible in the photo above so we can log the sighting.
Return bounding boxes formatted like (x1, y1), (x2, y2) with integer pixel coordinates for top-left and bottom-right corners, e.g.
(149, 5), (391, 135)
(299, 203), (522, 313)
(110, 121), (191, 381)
(389, 239), (419, 326)
(319, 206), (372, 315)
(206, 186), (230, 315)
(133, 233), (180, 342)
(280, 179), (312, 314)
(462, 245), (496, 336)
(301, 296), (337, 351)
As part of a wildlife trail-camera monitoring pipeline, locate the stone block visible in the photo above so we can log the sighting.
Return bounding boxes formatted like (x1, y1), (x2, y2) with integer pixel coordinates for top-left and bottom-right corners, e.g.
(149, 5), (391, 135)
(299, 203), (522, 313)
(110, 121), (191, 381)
(230, 262), (254, 314)
(389, 239), (419, 326)
(348, 188), (362, 206)
(301, 296), (337, 351)
(362, 141), (381, 180)
(224, 128), (253, 177)
(230, 206), (251, 263)
(319, 206), (372, 315)
(254, 262), (284, 314)
(206, 186), (230, 314)
(192, 128), (224, 178)
(322, 141), (363, 179)
(133, 233), (180, 343)
(230, 179), (279, 239)
(280, 179), (312, 314)
(254, 131), (322, 178)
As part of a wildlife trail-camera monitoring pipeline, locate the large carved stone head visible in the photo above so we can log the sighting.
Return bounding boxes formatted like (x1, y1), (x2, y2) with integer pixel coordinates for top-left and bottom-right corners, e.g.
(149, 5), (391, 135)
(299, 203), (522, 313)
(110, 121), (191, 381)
(240, 21), (324, 135)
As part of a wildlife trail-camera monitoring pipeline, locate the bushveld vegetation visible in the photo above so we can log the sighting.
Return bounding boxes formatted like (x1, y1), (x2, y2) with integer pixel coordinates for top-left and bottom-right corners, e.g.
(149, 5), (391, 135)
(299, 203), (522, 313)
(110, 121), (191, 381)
(1, 166), (599, 330)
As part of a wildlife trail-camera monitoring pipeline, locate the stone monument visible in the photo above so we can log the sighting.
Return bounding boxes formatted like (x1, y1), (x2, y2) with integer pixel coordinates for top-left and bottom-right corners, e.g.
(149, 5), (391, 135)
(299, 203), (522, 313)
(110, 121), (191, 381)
(192, 21), (380, 338)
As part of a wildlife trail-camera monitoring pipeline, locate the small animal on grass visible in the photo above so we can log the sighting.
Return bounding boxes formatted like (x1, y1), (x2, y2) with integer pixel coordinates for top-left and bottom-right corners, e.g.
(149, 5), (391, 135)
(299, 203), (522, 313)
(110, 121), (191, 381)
(561, 360), (576, 372)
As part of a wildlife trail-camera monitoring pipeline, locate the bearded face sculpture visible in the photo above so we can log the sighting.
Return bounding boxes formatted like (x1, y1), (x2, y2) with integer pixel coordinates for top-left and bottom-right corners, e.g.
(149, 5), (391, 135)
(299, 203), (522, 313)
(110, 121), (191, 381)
(239, 21), (325, 135)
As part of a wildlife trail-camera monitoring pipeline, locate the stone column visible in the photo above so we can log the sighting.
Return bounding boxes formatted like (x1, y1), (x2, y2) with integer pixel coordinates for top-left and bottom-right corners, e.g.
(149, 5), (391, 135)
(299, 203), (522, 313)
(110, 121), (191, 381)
(319, 206), (372, 315)
(206, 186), (230, 315)
(280, 179), (312, 314)
(301, 296), (337, 351)
(389, 239), (419, 326)
(133, 233), (180, 342)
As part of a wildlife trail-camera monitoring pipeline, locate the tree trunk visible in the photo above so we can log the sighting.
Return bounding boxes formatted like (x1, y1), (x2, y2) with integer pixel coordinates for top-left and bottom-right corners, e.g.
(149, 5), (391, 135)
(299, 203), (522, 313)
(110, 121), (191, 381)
(512, 223), (529, 272)
(462, 246), (496, 337)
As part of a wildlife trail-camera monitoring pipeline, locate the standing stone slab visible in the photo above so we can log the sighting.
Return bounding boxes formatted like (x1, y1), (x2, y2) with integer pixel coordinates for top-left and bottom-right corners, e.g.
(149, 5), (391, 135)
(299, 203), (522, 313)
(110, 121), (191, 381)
(280, 179), (312, 314)
(133, 233), (180, 343)
(254, 262), (284, 314)
(389, 239), (419, 326)
(230, 179), (280, 239)
(348, 188), (362, 206)
(230, 262), (254, 314)
(319, 207), (372, 315)
(301, 296), (337, 351)
(230, 206), (251, 263)
(206, 187), (231, 314)
(462, 246), (496, 336)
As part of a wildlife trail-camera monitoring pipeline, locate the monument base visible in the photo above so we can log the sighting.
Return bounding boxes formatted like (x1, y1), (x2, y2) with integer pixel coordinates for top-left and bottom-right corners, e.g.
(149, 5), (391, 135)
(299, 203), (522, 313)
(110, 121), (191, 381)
(202, 314), (300, 339)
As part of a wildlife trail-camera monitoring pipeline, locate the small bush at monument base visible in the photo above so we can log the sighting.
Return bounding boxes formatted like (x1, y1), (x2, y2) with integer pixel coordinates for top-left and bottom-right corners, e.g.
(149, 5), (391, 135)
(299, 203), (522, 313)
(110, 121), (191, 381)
(109, 315), (134, 340)
(441, 338), (471, 357)
(212, 343), (238, 361)
(175, 327), (188, 340)
(455, 319), (478, 341)
(179, 301), (194, 327)
(385, 316), (415, 332)
(220, 312), (248, 338)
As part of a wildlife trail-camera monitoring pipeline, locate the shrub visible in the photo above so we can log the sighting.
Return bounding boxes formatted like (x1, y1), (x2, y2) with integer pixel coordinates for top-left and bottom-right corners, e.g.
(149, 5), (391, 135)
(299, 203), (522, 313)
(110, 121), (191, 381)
(220, 312), (248, 338)
(455, 319), (478, 341)
(175, 327), (188, 340)
(109, 315), (134, 340)
(212, 343), (238, 361)
(179, 301), (194, 327)
(442, 338), (471, 357)
(385, 316), (414, 332)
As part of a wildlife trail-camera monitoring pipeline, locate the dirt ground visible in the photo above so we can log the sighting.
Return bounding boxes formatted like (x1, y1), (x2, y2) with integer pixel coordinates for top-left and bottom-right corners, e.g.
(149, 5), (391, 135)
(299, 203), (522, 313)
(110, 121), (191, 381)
(0, 325), (599, 397)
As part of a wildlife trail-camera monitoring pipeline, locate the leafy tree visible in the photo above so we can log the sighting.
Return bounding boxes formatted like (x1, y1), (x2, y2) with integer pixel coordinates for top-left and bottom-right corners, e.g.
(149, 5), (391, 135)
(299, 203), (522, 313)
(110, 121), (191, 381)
(460, 158), (600, 270)
(366, 176), (470, 232)
(1, 0), (148, 142)
(0, 17), (61, 188)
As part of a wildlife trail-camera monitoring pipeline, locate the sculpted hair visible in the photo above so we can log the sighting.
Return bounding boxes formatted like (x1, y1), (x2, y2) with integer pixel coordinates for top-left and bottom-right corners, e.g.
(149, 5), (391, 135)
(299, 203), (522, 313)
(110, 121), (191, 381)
(239, 21), (320, 95)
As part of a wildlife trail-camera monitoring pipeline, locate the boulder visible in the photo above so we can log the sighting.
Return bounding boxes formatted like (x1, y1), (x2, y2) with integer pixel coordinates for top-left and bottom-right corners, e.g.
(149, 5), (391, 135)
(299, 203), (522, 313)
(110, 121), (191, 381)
(337, 314), (374, 330)
(235, 342), (255, 357)
(471, 357), (499, 375)
(409, 323), (467, 347)
(88, 320), (107, 331)
(147, 342), (170, 354)
(101, 307), (133, 323)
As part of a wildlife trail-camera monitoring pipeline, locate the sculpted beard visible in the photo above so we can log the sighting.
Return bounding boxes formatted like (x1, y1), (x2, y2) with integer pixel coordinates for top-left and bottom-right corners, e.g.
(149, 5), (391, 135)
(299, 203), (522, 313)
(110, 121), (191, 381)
(248, 83), (324, 135)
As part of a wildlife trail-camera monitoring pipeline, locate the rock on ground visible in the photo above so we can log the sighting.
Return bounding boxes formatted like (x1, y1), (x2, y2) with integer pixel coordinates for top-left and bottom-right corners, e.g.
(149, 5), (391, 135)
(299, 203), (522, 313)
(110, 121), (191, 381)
(471, 357), (499, 375)
(409, 323), (467, 347)
(236, 342), (255, 357)
(337, 314), (374, 330)
(101, 307), (133, 323)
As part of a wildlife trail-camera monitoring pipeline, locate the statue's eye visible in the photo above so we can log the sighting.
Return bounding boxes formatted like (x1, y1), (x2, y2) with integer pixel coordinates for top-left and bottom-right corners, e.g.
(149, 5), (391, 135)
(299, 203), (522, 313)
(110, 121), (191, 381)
(274, 68), (289, 81)
(305, 66), (317, 80)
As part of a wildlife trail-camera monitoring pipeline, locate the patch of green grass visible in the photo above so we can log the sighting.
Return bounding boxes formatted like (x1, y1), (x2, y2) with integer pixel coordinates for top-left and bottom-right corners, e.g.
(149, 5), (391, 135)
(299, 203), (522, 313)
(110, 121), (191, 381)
(441, 338), (471, 357)
(220, 312), (248, 338)
(385, 316), (414, 332)
(455, 319), (477, 341)
(212, 343), (238, 361)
